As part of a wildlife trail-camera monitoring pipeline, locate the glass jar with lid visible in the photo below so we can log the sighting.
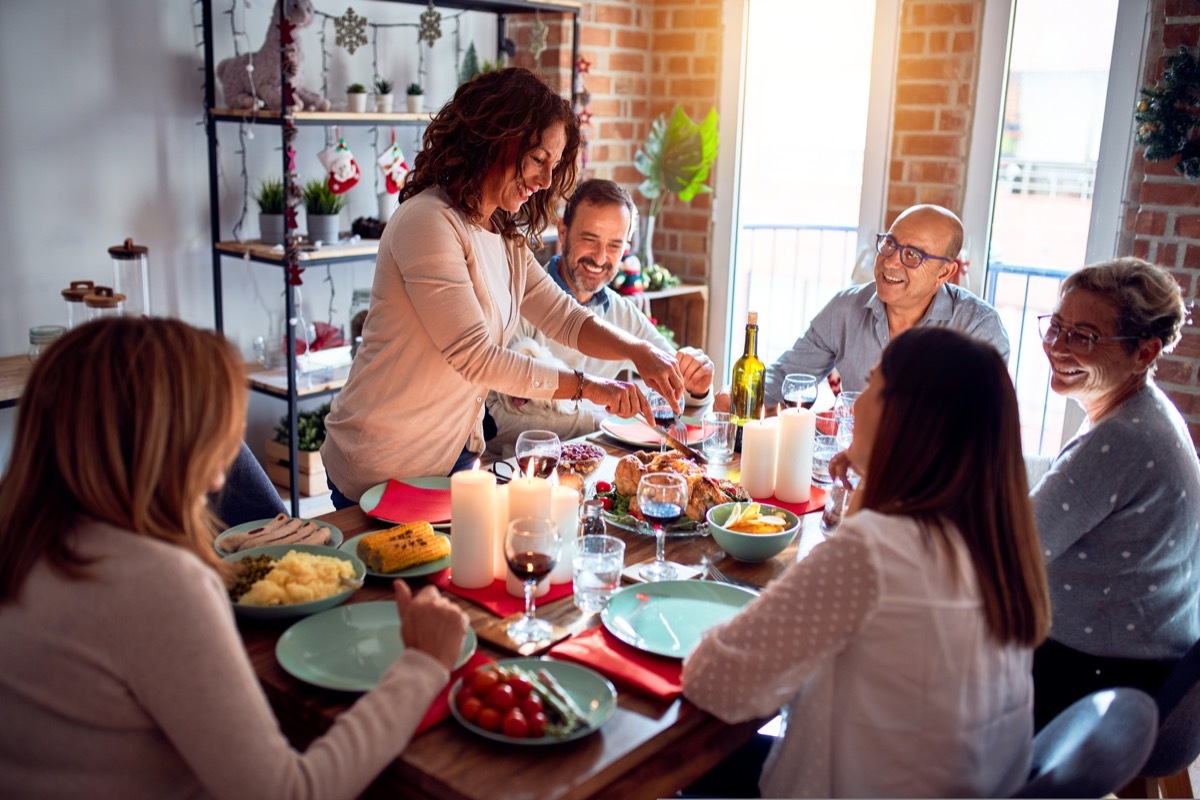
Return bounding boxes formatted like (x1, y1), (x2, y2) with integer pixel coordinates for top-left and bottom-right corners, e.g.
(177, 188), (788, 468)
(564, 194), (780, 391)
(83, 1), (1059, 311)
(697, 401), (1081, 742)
(28, 325), (66, 362)
(109, 237), (150, 317)
(83, 286), (126, 321)
(61, 280), (95, 329)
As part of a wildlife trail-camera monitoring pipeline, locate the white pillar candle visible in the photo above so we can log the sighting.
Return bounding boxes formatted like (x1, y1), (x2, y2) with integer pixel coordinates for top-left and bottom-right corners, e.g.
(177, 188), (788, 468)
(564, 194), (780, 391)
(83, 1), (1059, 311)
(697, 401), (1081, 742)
(493, 484), (509, 581)
(450, 468), (496, 589)
(740, 418), (778, 500)
(775, 407), (815, 503)
(549, 486), (580, 584)
(507, 476), (552, 522)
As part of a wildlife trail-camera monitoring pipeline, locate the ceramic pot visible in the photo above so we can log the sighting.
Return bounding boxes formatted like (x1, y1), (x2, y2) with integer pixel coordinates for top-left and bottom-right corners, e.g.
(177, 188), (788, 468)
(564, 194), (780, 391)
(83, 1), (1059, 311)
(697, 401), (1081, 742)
(375, 94), (394, 113)
(259, 213), (286, 246)
(306, 214), (340, 246)
(347, 93), (367, 113)
(406, 94), (422, 113)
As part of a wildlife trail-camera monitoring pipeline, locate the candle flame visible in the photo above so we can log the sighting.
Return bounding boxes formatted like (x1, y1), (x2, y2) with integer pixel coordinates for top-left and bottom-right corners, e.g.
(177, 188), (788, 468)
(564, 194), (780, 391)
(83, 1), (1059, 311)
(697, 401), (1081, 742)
(776, 403), (782, 417)
(472, 458), (482, 471)
(525, 458), (536, 478)
(759, 405), (766, 421)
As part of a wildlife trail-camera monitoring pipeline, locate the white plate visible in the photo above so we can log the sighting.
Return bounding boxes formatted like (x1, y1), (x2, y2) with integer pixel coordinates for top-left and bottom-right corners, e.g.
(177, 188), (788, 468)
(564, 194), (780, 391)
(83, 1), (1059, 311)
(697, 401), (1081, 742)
(359, 477), (452, 531)
(598, 415), (707, 448)
(215, 518), (343, 556)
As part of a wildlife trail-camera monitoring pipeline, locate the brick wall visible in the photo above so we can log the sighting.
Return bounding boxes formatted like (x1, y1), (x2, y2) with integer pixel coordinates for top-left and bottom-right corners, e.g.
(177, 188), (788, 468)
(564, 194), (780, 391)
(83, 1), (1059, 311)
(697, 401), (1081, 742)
(885, 0), (985, 226)
(1122, 0), (1200, 443)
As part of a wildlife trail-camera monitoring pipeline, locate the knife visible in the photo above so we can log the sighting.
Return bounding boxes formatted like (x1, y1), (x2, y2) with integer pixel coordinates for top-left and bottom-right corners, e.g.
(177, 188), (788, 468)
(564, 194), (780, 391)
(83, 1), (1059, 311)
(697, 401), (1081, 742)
(639, 415), (708, 465)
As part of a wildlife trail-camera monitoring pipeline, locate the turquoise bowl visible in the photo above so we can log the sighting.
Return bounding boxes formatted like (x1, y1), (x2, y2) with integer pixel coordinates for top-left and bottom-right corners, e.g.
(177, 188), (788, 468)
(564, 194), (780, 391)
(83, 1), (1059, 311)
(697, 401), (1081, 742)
(224, 543), (365, 621)
(706, 503), (800, 563)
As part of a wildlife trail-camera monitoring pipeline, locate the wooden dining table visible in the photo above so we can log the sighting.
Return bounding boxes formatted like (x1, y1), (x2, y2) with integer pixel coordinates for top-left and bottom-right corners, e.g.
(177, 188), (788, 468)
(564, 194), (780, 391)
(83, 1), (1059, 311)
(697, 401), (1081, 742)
(236, 438), (829, 800)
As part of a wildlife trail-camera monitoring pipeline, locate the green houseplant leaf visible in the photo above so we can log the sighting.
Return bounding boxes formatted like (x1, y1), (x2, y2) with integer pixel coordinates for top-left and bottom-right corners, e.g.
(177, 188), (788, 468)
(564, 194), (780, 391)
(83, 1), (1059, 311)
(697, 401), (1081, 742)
(635, 105), (719, 219)
(302, 179), (349, 216)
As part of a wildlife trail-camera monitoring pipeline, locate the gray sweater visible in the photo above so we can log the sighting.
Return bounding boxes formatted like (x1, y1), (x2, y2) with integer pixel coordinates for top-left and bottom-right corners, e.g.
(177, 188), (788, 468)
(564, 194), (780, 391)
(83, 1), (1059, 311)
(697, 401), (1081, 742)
(1032, 384), (1200, 660)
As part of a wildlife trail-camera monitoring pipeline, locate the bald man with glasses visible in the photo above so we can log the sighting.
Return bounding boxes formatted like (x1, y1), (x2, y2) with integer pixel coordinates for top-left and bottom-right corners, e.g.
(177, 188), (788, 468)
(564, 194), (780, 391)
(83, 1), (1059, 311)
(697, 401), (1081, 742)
(718, 205), (1010, 410)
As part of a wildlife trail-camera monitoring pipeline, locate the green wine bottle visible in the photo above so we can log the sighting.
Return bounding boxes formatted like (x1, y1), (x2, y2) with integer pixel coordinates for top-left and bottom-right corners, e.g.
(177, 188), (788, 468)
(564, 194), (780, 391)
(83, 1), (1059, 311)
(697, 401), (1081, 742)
(730, 312), (765, 435)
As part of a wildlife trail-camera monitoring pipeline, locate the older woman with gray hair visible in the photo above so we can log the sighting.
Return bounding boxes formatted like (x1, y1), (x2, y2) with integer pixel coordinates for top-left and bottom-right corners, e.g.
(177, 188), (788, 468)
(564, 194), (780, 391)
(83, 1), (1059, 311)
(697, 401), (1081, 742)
(1030, 256), (1199, 729)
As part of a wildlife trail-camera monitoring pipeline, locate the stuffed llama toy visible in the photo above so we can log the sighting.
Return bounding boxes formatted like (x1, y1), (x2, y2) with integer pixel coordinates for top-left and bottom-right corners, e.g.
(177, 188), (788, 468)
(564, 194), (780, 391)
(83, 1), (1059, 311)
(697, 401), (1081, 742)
(216, 0), (330, 112)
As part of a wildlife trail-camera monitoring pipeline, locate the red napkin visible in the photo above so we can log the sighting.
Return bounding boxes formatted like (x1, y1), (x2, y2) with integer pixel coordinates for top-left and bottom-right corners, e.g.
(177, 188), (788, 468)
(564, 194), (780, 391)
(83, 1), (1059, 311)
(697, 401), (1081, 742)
(428, 570), (576, 618)
(549, 626), (682, 702)
(748, 487), (828, 516)
(367, 479), (452, 524)
(414, 651), (494, 736)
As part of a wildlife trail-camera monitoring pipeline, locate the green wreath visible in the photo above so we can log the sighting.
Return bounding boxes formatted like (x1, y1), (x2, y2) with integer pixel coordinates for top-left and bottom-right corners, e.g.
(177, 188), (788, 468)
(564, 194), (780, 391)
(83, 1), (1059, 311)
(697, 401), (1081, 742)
(1134, 45), (1200, 179)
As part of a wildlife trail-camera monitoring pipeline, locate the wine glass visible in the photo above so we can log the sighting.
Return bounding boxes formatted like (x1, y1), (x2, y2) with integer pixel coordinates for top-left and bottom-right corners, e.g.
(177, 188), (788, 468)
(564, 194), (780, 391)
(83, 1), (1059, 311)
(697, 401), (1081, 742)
(647, 389), (687, 453)
(504, 517), (561, 644)
(637, 473), (689, 582)
(514, 430), (561, 478)
(782, 373), (818, 410)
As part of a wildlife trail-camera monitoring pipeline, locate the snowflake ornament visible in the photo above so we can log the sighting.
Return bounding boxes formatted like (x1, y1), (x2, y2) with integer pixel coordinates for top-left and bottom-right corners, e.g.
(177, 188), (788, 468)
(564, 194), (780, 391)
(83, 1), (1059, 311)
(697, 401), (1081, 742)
(419, 1), (442, 48)
(529, 16), (548, 60)
(335, 7), (368, 54)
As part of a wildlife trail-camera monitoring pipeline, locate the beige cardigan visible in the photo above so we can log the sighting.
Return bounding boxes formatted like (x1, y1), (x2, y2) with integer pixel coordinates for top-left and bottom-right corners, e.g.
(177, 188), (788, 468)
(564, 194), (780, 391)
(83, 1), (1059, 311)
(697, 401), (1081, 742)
(323, 187), (594, 500)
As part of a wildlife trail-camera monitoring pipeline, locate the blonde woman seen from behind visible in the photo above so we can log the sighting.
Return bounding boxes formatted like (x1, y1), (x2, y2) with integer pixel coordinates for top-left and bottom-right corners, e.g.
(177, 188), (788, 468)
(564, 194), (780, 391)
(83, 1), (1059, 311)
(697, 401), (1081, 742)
(683, 328), (1051, 798)
(0, 317), (468, 799)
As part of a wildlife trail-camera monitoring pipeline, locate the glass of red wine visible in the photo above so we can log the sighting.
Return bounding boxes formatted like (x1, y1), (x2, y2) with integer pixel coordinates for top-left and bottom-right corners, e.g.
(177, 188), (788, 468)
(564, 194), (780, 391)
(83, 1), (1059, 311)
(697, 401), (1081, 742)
(782, 373), (819, 410)
(514, 430), (562, 479)
(504, 517), (561, 644)
(637, 473), (689, 582)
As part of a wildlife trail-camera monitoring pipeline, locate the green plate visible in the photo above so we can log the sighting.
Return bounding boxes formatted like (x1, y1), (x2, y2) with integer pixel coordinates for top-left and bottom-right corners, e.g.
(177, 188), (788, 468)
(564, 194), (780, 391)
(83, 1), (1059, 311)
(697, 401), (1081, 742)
(449, 658), (617, 745)
(224, 543), (364, 622)
(339, 531), (452, 578)
(276, 601), (477, 692)
(598, 415), (706, 448)
(601, 580), (758, 659)
(215, 518), (343, 556)
(359, 477), (451, 530)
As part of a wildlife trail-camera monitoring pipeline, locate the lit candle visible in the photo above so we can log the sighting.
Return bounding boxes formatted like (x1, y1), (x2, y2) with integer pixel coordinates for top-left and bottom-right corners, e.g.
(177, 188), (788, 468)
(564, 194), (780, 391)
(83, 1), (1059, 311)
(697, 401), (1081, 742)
(775, 407), (815, 503)
(493, 484), (509, 580)
(505, 477), (552, 598)
(741, 414), (778, 500)
(549, 486), (580, 584)
(450, 463), (496, 589)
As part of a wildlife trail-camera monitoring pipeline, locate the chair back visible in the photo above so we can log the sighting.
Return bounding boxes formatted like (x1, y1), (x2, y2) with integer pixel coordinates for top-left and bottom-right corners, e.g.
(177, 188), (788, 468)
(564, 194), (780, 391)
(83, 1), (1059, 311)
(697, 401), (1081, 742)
(1012, 688), (1158, 798)
(1142, 637), (1200, 777)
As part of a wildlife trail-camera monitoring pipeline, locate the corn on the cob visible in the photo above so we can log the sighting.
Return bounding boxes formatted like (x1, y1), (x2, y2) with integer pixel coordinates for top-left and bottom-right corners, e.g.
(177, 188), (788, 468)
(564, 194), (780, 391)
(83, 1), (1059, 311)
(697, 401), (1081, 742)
(356, 522), (449, 573)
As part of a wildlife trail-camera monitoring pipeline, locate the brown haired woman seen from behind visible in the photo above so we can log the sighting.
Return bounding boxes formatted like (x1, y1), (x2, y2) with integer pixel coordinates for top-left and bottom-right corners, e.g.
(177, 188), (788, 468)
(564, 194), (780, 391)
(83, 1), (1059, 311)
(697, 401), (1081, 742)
(683, 328), (1050, 798)
(0, 318), (467, 799)
(321, 68), (684, 508)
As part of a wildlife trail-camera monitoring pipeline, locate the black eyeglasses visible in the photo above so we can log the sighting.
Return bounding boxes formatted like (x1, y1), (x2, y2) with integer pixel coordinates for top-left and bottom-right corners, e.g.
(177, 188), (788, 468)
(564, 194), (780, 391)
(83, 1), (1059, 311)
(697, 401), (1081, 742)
(875, 233), (955, 270)
(1037, 315), (1140, 354)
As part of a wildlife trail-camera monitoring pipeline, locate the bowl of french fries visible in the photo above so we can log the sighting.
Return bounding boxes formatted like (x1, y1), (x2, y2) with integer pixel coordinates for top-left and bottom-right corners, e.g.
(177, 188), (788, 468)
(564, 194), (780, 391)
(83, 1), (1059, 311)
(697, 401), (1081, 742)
(706, 502), (800, 562)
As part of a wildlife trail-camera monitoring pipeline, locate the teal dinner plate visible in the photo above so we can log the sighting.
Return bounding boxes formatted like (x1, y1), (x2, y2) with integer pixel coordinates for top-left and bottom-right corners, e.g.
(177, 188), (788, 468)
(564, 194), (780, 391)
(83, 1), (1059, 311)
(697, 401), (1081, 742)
(339, 531), (452, 578)
(215, 517), (343, 556)
(449, 658), (617, 745)
(359, 477), (452, 530)
(276, 601), (477, 692)
(601, 580), (758, 659)
(598, 415), (706, 448)
(224, 544), (364, 622)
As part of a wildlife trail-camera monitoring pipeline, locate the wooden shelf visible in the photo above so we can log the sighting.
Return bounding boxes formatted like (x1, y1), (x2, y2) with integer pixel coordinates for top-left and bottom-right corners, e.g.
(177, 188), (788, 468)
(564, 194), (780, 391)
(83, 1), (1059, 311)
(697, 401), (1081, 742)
(642, 282), (709, 352)
(247, 363), (351, 399)
(210, 108), (431, 126)
(214, 238), (380, 266)
(0, 354), (32, 409)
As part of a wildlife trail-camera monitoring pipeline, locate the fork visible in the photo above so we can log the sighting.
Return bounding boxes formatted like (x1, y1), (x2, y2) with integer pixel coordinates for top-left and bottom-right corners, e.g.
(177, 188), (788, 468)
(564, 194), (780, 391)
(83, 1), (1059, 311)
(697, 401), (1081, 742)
(700, 554), (763, 594)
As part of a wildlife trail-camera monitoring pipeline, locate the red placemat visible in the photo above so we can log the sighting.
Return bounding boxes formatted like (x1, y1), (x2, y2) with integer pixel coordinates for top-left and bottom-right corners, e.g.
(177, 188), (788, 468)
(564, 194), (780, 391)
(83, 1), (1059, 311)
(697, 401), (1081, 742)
(428, 569), (576, 618)
(748, 486), (828, 516)
(549, 626), (682, 702)
(367, 479), (452, 524)
(415, 651), (493, 736)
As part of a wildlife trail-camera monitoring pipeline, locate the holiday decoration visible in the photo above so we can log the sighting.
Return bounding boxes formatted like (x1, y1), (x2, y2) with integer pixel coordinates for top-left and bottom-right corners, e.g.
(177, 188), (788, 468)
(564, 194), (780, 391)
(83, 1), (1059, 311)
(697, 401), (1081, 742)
(574, 56), (593, 169)
(318, 138), (361, 194)
(418, 1), (442, 48)
(528, 14), (548, 61)
(216, 0), (329, 111)
(335, 6), (368, 54)
(1135, 45), (1200, 179)
(376, 135), (409, 194)
(460, 42), (481, 84)
(609, 254), (644, 295)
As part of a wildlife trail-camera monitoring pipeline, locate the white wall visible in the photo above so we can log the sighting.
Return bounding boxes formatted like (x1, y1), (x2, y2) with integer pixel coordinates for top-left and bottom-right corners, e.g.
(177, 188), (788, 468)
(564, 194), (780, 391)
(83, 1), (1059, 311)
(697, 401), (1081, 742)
(0, 0), (497, 462)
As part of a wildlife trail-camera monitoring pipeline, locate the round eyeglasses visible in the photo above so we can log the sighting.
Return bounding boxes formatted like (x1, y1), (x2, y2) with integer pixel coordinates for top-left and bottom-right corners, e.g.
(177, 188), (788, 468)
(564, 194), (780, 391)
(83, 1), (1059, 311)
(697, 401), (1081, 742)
(875, 233), (955, 270)
(1037, 315), (1140, 354)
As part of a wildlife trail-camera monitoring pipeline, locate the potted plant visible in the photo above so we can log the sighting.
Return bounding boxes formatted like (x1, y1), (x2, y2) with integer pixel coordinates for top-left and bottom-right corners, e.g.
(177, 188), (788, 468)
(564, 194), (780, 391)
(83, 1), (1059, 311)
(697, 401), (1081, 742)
(406, 82), (423, 113)
(633, 105), (719, 271)
(374, 77), (394, 113)
(346, 82), (367, 113)
(302, 179), (348, 245)
(266, 403), (331, 496)
(255, 177), (287, 245)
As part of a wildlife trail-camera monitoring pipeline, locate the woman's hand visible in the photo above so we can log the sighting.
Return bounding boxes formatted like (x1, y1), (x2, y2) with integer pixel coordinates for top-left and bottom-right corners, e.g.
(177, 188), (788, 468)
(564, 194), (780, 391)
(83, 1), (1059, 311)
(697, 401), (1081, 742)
(584, 376), (653, 421)
(630, 344), (685, 414)
(394, 580), (469, 672)
(828, 450), (858, 488)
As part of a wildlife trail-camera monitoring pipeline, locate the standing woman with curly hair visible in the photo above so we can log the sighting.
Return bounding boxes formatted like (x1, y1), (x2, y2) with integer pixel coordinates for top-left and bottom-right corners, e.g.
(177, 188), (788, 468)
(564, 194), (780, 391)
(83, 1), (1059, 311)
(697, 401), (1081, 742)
(322, 68), (683, 506)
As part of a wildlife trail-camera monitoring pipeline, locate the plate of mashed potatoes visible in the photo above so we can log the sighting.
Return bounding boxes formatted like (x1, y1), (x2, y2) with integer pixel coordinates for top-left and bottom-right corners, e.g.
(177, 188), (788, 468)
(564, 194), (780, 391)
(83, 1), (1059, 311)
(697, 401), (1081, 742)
(223, 543), (366, 621)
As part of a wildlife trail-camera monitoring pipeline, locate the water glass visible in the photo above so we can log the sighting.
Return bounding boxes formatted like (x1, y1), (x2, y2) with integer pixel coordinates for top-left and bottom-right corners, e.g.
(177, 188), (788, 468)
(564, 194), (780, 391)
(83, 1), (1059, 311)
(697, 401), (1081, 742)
(701, 411), (736, 464)
(571, 535), (625, 614)
(812, 433), (838, 485)
(833, 391), (861, 422)
(836, 419), (855, 452)
(814, 409), (838, 436)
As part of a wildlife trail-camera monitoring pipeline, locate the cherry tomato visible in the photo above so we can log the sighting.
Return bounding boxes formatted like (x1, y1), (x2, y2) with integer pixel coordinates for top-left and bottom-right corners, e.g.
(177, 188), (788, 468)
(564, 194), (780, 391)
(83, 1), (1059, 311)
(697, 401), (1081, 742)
(487, 683), (516, 712)
(595, 481), (613, 494)
(528, 711), (548, 738)
(454, 686), (474, 711)
(458, 696), (483, 724)
(501, 708), (529, 739)
(599, 496), (613, 511)
(508, 674), (533, 699)
(470, 669), (500, 697)
(477, 707), (502, 732)
(520, 693), (544, 718)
